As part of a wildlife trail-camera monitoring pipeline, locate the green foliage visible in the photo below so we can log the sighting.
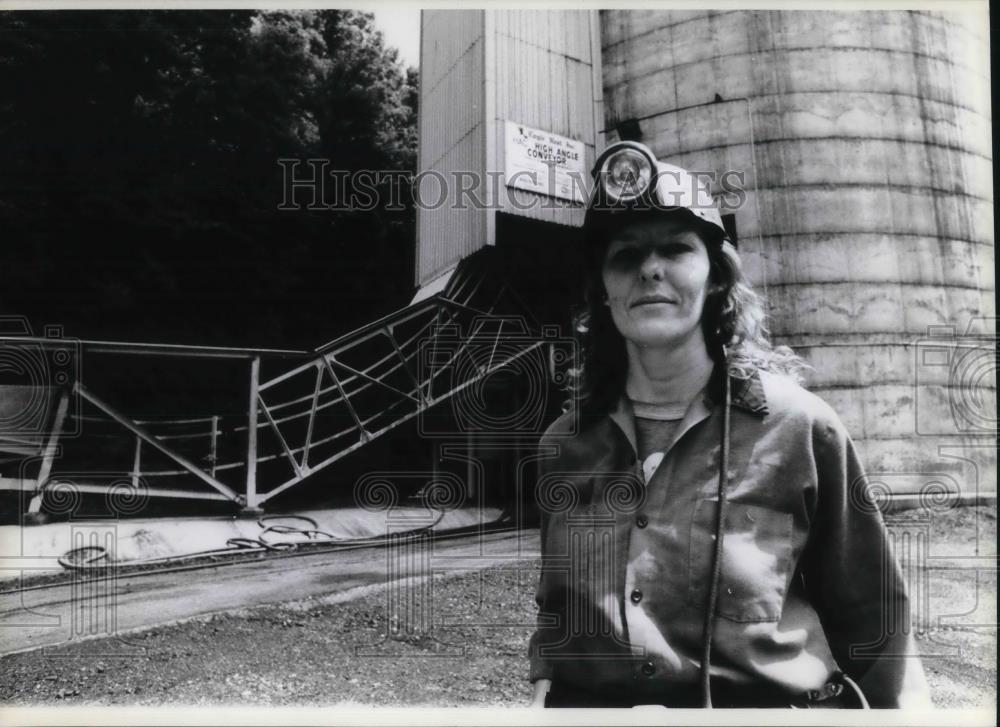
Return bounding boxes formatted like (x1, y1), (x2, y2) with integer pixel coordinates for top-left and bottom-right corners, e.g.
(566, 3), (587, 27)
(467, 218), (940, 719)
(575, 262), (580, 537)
(0, 9), (419, 349)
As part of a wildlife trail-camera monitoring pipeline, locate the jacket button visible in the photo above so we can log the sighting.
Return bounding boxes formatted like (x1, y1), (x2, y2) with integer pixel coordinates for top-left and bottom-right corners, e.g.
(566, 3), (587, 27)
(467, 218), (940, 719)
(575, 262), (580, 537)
(630, 588), (643, 604)
(636, 514), (648, 528)
(641, 661), (655, 676)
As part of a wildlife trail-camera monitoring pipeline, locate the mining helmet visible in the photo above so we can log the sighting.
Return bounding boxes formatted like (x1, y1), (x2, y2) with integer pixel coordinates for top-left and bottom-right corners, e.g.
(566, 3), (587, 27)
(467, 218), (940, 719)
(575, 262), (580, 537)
(584, 140), (727, 237)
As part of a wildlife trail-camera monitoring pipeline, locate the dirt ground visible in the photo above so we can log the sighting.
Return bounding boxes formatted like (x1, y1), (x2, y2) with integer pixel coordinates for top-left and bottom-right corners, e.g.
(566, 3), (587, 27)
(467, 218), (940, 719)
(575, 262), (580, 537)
(1, 505), (995, 708)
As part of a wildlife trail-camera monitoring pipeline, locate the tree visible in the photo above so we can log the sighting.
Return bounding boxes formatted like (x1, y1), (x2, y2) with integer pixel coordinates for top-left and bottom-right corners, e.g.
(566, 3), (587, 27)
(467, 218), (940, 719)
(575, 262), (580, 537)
(0, 9), (419, 351)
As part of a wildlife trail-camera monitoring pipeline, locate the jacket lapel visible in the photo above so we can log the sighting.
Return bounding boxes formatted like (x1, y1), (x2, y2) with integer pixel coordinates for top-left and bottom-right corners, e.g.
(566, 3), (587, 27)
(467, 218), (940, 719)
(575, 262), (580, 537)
(604, 367), (770, 484)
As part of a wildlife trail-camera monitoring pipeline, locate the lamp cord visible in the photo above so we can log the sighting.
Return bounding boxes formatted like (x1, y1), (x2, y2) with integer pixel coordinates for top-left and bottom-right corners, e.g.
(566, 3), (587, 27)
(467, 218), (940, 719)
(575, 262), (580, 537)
(700, 368), (731, 708)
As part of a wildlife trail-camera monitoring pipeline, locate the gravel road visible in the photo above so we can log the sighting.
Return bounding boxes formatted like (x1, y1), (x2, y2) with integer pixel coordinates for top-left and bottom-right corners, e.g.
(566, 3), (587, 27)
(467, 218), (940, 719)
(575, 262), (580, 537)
(1, 506), (995, 708)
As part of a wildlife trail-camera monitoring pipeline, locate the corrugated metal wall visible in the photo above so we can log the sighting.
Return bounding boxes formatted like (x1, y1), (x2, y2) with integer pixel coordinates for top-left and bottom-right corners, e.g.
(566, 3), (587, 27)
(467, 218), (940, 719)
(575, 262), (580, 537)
(487, 10), (603, 229)
(416, 10), (486, 286)
(602, 10), (995, 488)
(417, 10), (603, 287)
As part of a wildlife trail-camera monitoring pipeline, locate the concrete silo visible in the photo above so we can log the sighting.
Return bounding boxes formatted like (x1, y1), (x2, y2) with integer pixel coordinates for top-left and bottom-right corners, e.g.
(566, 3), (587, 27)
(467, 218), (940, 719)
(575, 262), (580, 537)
(601, 10), (995, 495)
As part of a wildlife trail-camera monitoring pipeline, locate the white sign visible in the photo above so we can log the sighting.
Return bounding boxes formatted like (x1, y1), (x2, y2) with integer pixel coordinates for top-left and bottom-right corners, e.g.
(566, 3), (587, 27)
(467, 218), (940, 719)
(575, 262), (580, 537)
(504, 121), (587, 203)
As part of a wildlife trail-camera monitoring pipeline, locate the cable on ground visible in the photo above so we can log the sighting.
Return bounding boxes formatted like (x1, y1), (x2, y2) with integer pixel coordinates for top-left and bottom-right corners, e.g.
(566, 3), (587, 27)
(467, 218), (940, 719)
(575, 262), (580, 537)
(57, 509), (450, 572)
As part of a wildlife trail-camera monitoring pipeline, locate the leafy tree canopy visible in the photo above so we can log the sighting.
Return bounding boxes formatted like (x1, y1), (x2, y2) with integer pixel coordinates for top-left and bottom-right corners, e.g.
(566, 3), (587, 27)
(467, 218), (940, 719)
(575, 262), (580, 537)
(0, 9), (419, 350)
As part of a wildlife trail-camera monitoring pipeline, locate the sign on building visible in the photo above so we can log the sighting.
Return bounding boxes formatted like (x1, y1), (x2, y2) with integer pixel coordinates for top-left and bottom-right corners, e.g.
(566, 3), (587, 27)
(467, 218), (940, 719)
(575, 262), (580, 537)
(504, 121), (587, 203)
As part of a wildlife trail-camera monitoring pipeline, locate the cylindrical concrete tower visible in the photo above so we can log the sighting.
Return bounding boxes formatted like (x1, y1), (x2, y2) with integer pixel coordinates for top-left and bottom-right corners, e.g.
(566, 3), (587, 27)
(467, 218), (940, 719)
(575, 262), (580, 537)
(602, 10), (994, 493)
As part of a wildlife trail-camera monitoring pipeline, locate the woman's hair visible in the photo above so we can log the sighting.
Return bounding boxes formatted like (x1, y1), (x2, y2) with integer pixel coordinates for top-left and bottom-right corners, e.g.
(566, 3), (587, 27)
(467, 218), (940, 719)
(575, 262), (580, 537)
(569, 210), (807, 417)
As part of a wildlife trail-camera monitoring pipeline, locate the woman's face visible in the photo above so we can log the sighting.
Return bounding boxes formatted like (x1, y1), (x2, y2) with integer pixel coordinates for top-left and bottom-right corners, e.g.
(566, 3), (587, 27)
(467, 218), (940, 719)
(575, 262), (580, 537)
(600, 214), (713, 350)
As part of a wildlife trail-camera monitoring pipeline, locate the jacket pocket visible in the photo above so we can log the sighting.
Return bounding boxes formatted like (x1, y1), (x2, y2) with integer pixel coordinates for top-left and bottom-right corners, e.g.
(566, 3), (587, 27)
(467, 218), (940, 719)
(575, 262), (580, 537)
(686, 500), (794, 623)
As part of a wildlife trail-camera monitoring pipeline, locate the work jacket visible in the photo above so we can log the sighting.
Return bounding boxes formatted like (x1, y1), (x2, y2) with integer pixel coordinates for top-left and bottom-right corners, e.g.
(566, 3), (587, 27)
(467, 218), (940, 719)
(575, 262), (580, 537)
(528, 366), (931, 708)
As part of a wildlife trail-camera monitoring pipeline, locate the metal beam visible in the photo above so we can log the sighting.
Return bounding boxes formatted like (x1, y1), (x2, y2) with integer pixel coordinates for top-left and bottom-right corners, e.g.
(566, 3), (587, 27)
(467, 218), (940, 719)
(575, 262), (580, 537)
(75, 383), (241, 503)
(246, 357), (261, 509)
(0, 477), (229, 502)
(0, 337), (308, 360)
(131, 437), (142, 489)
(301, 364), (323, 470)
(257, 392), (305, 480)
(485, 319), (505, 372)
(209, 416), (219, 479)
(35, 391), (68, 489)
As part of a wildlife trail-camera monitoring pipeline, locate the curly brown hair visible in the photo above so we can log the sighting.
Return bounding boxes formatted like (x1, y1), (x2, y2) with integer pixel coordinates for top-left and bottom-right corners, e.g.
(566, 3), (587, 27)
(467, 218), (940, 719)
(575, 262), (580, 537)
(569, 210), (806, 417)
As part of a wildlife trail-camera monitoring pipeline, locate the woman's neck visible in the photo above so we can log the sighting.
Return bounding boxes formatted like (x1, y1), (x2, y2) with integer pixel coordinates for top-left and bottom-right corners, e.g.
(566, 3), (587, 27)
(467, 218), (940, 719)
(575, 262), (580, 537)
(624, 333), (715, 406)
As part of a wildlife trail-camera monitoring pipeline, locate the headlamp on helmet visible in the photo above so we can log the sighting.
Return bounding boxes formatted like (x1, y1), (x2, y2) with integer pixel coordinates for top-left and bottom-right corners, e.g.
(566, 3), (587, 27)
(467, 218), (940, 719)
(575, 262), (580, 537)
(596, 144), (655, 203)
(586, 140), (728, 238)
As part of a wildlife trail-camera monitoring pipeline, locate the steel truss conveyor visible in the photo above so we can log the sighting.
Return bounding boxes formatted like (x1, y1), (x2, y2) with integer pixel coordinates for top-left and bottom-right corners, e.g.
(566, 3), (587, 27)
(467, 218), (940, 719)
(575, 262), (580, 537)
(0, 249), (562, 514)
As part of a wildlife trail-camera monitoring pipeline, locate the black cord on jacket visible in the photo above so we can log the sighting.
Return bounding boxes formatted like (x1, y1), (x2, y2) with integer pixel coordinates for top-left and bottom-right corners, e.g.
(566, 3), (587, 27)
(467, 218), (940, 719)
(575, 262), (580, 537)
(700, 368), (732, 707)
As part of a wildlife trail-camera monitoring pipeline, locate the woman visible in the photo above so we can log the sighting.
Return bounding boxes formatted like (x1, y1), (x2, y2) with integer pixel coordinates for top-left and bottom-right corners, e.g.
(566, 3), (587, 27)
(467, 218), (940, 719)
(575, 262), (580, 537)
(528, 141), (931, 709)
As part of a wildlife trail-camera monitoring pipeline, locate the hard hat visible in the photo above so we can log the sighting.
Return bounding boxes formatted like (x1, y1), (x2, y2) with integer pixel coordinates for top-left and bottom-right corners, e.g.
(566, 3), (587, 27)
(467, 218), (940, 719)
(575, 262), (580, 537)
(584, 140), (727, 237)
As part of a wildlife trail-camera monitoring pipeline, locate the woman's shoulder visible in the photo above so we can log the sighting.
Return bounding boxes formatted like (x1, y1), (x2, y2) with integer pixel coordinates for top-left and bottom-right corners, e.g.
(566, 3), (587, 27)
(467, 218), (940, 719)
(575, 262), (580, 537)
(539, 405), (587, 445)
(755, 368), (847, 436)
(537, 401), (618, 454)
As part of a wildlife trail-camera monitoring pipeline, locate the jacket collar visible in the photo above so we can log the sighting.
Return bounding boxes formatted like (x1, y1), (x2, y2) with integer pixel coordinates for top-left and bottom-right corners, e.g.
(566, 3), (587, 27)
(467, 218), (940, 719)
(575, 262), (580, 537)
(608, 366), (769, 456)
(718, 366), (769, 416)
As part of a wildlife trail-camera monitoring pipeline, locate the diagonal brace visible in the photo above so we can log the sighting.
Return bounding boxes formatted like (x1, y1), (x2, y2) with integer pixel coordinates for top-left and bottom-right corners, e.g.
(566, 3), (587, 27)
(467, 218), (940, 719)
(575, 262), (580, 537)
(75, 383), (242, 503)
(257, 394), (305, 479)
(325, 354), (421, 404)
(383, 326), (427, 406)
(322, 359), (370, 442)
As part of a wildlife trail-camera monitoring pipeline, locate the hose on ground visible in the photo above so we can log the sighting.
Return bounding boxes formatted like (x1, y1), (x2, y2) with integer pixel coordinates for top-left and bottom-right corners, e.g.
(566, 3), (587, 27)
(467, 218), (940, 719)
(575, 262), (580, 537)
(57, 509), (449, 571)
